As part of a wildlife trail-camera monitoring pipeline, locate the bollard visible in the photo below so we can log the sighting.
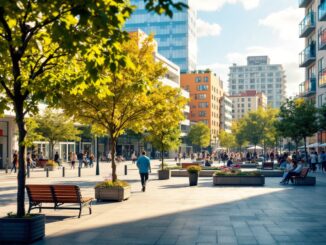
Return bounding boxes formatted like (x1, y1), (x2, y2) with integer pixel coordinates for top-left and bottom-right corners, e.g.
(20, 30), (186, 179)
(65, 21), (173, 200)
(62, 167), (65, 177)
(46, 168), (49, 177)
(5, 165), (8, 174)
(124, 165), (127, 175)
(78, 167), (81, 177)
(27, 166), (30, 178)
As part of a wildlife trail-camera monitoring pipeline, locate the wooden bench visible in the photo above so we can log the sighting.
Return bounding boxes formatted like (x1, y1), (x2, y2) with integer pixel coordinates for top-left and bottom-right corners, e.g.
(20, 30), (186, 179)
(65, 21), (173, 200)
(262, 162), (274, 170)
(26, 184), (93, 218)
(290, 168), (316, 186)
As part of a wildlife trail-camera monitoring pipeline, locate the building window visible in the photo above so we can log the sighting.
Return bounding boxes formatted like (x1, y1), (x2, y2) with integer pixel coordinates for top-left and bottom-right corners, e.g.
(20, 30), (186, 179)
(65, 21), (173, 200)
(202, 120), (208, 125)
(195, 77), (202, 82)
(204, 77), (209, 82)
(196, 94), (207, 100)
(199, 111), (206, 117)
(199, 102), (209, 108)
(197, 85), (208, 91)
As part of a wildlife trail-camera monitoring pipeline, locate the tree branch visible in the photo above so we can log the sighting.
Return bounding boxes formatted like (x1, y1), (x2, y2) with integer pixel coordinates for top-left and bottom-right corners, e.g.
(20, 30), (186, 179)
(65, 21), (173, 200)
(0, 78), (14, 100)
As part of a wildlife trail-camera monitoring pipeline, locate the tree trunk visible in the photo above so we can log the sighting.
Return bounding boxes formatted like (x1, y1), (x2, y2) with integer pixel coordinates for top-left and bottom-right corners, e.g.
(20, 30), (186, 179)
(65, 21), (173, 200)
(111, 138), (117, 181)
(16, 103), (27, 217)
(161, 140), (164, 170)
(49, 141), (54, 159)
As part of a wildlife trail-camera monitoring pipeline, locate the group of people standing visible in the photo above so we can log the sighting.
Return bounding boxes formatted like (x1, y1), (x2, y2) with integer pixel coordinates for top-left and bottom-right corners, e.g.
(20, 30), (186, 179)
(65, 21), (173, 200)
(70, 151), (95, 169)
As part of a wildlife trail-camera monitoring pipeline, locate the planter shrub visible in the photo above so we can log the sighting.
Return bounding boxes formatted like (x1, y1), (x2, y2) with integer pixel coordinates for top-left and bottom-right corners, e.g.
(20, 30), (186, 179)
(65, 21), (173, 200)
(95, 180), (130, 202)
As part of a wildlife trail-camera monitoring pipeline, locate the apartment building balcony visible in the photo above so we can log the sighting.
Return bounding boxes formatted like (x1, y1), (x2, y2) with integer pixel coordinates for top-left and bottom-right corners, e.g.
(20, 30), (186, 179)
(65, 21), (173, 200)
(299, 43), (316, 67)
(299, 77), (316, 97)
(319, 1), (326, 21)
(299, 11), (315, 38)
(299, 0), (312, 8)
(319, 28), (326, 50)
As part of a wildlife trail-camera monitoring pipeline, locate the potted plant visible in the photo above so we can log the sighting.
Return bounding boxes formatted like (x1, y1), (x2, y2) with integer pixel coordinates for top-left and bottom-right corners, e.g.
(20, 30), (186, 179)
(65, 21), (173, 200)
(44, 160), (58, 171)
(158, 163), (170, 180)
(95, 179), (131, 202)
(0, 212), (45, 244)
(187, 165), (202, 186)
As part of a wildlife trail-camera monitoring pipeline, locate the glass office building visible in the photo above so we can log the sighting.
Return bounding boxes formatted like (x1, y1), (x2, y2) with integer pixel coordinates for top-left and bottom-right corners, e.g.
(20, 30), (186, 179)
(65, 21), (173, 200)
(125, 0), (197, 72)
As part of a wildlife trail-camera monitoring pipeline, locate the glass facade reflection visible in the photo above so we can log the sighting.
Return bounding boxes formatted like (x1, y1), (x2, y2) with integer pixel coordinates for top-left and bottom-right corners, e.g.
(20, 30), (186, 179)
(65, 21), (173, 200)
(125, 0), (197, 72)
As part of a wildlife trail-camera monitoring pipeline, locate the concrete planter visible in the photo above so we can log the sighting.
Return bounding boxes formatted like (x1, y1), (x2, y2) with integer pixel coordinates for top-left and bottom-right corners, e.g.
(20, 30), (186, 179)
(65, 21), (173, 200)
(158, 169), (170, 180)
(189, 172), (199, 186)
(95, 186), (131, 202)
(0, 214), (45, 244)
(213, 175), (265, 186)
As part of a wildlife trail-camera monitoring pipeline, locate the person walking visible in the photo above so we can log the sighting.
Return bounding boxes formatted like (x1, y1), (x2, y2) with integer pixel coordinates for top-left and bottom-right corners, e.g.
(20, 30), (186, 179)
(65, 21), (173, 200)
(136, 151), (151, 192)
(54, 152), (60, 166)
(131, 151), (137, 164)
(11, 150), (18, 173)
(89, 153), (94, 167)
(310, 151), (318, 172)
(322, 150), (326, 173)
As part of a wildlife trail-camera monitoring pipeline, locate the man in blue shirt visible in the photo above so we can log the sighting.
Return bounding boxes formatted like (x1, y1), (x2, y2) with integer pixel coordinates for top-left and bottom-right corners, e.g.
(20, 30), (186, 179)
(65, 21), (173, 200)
(137, 151), (151, 192)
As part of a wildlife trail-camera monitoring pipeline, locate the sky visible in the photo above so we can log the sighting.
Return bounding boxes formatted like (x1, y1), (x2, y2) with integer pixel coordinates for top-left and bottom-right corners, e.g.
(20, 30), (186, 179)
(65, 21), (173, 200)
(190, 0), (305, 97)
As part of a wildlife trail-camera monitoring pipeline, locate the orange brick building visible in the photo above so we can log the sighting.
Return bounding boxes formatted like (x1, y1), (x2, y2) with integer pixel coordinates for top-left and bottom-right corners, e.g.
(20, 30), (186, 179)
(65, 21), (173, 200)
(180, 71), (224, 141)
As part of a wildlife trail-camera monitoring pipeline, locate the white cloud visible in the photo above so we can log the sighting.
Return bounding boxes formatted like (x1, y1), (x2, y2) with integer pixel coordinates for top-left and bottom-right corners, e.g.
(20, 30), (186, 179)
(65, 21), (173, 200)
(189, 0), (260, 12)
(259, 7), (304, 41)
(197, 19), (222, 37)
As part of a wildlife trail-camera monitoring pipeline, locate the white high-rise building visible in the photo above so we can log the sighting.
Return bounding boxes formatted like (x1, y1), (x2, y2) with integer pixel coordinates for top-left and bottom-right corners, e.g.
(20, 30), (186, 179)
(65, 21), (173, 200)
(228, 56), (286, 108)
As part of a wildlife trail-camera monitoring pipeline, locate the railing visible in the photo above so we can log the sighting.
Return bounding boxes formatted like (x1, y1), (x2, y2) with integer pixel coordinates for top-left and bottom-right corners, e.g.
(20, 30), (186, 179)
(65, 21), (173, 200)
(299, 11), (315, 38)
(299, 43), (316, 67)
(319, 1), (326, 21)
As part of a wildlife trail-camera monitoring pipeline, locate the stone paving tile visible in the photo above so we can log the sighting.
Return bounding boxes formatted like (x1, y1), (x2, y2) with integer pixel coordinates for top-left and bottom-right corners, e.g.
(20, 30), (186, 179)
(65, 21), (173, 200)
(2, 161), (326, 245)
(236, 235), (258, 245)
(218, 235), (238, 244)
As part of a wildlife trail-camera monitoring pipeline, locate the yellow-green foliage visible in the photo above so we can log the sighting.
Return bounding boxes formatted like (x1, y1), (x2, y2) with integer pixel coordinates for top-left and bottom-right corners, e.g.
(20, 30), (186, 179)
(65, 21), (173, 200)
(187, 165), (202, 173)
(45, 160), (57, 167)
(95, 180), (130, 188)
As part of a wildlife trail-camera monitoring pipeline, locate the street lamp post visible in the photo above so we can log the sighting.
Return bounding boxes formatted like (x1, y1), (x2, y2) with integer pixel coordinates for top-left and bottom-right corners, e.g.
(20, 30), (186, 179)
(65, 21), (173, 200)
(96, 136), (100, 176)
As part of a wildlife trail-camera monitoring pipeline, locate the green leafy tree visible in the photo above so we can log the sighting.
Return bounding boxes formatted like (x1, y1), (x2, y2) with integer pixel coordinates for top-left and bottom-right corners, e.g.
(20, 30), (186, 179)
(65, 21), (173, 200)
(231, 120), (248, 151)
(59, 34), (171, 181)
(146, 86), (187, 168)
(188, 122), (210, 151)
(240, 108), (277, 152)
(0, 0), (186, 218)
(218, 130), (235, 151)
(35, 109), (81, 159)
(276, 98), (318, 161)
(24, 117), (43, 148)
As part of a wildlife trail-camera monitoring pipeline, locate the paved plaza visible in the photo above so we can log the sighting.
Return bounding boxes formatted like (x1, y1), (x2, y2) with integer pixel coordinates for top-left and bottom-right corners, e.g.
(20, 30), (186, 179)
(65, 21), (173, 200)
(1, 160), (326, 245)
